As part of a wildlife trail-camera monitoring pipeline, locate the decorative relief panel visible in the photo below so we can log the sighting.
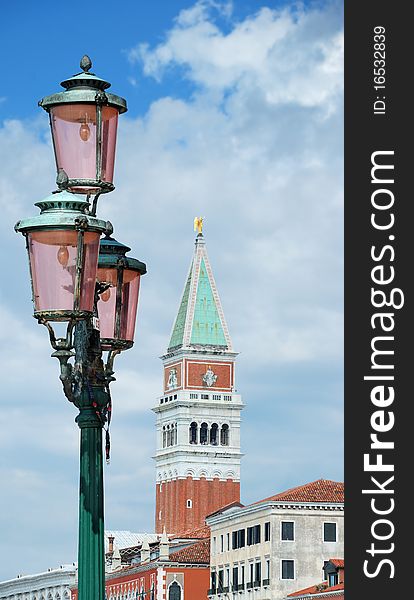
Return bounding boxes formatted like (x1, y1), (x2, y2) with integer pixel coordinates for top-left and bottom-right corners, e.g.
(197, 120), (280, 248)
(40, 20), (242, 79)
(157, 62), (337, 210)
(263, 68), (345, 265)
(186, 360), (233, 391)
(164, 362), (182, 392)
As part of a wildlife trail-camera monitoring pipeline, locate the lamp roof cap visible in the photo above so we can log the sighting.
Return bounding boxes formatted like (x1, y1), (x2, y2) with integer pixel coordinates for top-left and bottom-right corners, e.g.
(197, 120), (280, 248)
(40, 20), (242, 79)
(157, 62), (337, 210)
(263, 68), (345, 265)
(39, 55), (127, 114)
(98, 234), (147, 275)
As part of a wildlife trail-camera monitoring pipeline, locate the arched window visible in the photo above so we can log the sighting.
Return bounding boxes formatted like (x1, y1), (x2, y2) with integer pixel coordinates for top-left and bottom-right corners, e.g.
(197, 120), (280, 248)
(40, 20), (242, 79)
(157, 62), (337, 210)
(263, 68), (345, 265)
(166, 425), (171, 447)
(174, 423), (178, 445)
(189, 422), (198, 444)
(170, 424), (175, 446)
(210, 423), (218, 445)
(200, 422), (208, 444)
(221, 424), (229, 446)
(168, 582), (181, 600)
(163, 426), (166, 448)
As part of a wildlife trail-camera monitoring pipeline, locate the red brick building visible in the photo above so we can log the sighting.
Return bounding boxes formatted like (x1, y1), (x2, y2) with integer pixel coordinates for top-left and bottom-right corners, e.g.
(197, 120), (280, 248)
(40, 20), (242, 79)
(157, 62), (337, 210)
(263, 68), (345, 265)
(153, 230), (244, 534)
(71, 533), (210, 600)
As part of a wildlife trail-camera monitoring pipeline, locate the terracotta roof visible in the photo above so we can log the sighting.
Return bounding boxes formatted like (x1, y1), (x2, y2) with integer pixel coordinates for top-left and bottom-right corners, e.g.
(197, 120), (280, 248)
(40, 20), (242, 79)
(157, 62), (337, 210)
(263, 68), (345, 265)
(171, 525), (210, 539)
(254, 479), (344, 505)
(168, 538), (210, 564)
(288, 582), (344, 597)
(329, 559), (344, 568)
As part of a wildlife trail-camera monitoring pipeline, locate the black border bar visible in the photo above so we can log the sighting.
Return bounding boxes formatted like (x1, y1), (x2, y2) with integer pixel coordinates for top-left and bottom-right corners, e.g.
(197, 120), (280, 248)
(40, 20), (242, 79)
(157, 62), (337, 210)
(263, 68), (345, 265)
(345, 1), (411, 596)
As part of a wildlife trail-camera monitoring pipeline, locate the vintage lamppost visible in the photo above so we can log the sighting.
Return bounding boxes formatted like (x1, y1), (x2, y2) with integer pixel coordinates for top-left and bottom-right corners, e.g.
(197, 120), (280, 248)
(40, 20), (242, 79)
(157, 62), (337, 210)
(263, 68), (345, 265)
(14, 57), (146, 600)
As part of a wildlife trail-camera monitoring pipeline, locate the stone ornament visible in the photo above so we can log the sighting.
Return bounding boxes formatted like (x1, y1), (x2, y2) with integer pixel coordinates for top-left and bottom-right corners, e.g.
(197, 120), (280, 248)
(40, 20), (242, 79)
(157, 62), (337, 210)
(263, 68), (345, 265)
(203, 366), (217, 387)
(167, 368), (178, 389)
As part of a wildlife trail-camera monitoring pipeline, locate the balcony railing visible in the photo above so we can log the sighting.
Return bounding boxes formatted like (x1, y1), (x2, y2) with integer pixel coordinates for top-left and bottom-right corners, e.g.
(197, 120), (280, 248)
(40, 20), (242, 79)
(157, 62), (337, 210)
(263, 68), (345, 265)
(237, 583), (245, 591)
(246, 582), (254, 590)
(254, 580), (261, 588)
(263, 579), (270, 587)
(222, 587), (230, 593)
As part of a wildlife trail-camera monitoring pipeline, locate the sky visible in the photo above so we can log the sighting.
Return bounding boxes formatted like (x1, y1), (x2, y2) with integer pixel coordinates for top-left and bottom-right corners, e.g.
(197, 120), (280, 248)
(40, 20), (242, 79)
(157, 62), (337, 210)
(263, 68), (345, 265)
(0, 0), (343, 582)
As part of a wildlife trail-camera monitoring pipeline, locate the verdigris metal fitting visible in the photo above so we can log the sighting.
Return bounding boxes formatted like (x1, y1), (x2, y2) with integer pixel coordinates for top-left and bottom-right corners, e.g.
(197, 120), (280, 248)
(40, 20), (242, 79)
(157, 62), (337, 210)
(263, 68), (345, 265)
(38, 55), (127, 114)
(14, 190), (110, 235)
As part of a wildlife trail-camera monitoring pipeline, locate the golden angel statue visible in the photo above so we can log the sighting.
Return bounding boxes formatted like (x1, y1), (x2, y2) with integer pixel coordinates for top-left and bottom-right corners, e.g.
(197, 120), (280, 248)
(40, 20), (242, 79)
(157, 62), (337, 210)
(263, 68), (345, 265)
(194, 216), (204, 234)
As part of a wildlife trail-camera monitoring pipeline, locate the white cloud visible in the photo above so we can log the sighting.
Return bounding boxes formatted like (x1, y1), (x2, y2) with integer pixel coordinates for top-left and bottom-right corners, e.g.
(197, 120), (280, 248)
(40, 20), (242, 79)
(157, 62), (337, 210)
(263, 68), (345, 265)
(130, 2), (343, 113)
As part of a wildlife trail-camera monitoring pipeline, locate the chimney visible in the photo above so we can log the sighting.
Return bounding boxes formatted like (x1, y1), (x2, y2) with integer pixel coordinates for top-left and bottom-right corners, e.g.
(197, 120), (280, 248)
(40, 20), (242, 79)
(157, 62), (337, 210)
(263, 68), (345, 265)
(111, 545), (122, 571)
(159, 527), (169, 561)
(108, 536), (115, 553)
(141, 540), (150, 564)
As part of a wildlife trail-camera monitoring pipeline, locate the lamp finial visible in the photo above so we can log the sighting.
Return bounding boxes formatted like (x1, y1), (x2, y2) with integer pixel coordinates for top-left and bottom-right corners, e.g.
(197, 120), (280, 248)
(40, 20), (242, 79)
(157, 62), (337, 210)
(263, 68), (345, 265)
(80, 55), (92, 73)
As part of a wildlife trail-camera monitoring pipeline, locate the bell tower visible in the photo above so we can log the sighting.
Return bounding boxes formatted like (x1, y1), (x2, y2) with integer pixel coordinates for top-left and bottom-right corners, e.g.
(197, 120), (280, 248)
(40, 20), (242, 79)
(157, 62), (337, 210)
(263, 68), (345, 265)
(153, 221), (244, 534)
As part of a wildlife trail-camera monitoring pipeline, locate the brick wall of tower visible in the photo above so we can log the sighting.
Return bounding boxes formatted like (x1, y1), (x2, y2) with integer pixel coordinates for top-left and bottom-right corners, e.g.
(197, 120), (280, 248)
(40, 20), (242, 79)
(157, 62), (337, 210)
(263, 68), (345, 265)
(155, 477), (240, 534)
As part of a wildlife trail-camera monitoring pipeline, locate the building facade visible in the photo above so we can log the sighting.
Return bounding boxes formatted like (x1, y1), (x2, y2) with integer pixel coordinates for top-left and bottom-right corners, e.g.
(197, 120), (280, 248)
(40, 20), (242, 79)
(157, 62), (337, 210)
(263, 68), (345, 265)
(0, 565), (76, 600)
(286, 559), (344, 600)
(153, 231), (244, 534)
(72, 534), (210, 600)
(206, 480), (344, 600)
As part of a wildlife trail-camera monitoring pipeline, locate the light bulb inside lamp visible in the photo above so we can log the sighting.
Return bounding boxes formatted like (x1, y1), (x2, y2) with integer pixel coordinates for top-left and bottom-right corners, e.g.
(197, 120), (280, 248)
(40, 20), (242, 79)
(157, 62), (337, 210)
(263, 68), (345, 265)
(101, 287), (111, 302)
(79, 122), (91, 142)
(57, 246), (69, 267)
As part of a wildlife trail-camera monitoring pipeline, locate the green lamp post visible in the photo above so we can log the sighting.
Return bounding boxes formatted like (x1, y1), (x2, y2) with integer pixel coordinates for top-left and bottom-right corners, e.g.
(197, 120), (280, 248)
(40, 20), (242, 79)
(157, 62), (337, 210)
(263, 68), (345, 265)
(14, 57), (146, 600)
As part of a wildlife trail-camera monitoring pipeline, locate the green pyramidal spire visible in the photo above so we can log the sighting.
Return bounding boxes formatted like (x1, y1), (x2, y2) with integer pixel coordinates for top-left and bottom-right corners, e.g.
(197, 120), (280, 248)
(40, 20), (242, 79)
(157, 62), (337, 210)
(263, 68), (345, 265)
(168, 232), (232, 352)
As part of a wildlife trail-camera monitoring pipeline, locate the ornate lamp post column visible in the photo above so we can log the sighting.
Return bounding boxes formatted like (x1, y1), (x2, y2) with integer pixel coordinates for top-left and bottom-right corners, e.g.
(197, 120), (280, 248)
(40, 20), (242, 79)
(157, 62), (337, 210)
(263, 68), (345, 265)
(14, 57), (146, 600)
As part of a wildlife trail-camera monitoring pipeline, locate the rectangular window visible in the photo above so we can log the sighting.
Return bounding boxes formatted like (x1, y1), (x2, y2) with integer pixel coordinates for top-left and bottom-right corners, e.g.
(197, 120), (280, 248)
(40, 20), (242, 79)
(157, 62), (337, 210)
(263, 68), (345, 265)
(247, 525), (261, 545)
(224, 395), (232, 401)
(250, 563), (254, 583)
(218, 570), (224, 592)
(201, 394), (209, 399)
(264, 521), (271, 542)
(266, 559), (270, 579)
(323, 560), (329, 580)
(281, 521), (294, 541)
(227, 533), (230, 551)
(237, 529), (245, 548)
(220, 535), (224, 552)
(324, 522), (337, 542)
(212, 537), (216, 554)
(211, 571), (217, 590)
(190, 393), (198, 399)
(281, 560), (295, 580)
(255, 562), (261, 584)
(329, 573), (339, 587)
(241, 565), (245, 584)
(233, 566), (239, 587)
(232, 531), (238, 550)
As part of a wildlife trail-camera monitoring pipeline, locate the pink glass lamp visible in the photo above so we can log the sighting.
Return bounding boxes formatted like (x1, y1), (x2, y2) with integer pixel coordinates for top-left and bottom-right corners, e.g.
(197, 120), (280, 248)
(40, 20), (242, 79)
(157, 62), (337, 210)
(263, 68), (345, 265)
(97, 235), (146, 351)
(39, 55), (127, 196)
(15, 191), (110, 321)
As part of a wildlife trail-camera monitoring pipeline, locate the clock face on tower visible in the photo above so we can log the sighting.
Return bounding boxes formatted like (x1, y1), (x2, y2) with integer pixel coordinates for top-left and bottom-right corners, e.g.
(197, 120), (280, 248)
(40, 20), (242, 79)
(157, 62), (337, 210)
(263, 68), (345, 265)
(202, 366), (218, 387)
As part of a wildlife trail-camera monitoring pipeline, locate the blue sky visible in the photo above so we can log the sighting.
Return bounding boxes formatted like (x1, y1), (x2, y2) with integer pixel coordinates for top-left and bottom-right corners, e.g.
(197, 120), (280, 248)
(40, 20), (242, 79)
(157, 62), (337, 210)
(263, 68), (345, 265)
(0, 0), (343, 582)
